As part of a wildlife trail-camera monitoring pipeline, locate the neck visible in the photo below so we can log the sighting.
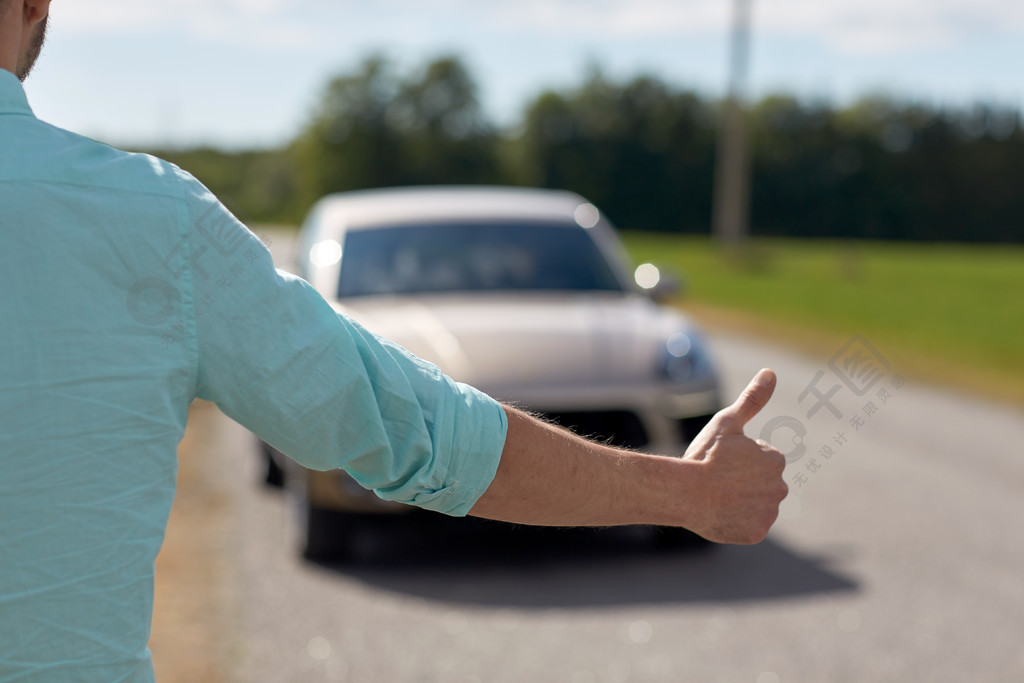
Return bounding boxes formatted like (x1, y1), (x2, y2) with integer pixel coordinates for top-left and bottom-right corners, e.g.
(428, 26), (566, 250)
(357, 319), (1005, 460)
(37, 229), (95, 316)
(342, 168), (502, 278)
(0, 1), (50, 81)
(0, 12), (22, 76)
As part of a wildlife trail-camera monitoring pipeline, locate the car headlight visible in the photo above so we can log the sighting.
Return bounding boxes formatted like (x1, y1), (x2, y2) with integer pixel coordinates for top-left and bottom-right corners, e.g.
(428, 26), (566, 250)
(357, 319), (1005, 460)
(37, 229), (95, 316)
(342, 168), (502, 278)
(659, 330), (714, 383)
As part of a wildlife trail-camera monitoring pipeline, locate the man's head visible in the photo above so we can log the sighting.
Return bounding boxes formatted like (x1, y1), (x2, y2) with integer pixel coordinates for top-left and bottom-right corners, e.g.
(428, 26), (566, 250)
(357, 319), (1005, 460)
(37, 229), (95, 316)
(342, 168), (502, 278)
(0, 0), (51, 82)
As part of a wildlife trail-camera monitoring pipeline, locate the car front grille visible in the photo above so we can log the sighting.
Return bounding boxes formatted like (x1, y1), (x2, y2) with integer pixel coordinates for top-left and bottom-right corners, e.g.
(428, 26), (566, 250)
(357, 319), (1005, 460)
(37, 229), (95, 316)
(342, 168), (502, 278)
(541, 410), (649, 450)
(676, 413), (716, 444)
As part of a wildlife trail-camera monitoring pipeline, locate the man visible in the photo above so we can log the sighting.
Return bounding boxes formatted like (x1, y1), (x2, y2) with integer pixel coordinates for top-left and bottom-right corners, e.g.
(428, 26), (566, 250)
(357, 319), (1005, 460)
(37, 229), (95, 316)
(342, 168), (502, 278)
(0, 1), (787, 680)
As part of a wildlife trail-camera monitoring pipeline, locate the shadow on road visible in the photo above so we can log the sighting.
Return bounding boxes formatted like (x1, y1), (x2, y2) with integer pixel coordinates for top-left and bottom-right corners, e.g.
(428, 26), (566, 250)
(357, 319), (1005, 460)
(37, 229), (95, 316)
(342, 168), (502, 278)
(309, 517), (858, 608)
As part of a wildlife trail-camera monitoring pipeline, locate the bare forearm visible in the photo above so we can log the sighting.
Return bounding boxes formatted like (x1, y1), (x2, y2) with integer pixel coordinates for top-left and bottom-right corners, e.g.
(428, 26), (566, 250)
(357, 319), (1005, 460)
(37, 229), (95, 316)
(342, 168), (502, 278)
(468, 406), (702, 528)
(469, 370), (789, 544)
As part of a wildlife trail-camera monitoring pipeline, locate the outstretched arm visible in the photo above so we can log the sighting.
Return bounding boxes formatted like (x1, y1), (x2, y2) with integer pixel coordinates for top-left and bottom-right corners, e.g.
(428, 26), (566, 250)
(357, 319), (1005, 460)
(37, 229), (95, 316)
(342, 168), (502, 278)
(469, 368), (788, 545)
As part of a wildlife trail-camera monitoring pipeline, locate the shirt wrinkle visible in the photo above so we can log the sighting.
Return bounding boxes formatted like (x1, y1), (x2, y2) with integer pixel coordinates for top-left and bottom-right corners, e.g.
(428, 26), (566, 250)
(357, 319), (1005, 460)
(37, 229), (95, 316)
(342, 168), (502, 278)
(1, 72), (507, 682)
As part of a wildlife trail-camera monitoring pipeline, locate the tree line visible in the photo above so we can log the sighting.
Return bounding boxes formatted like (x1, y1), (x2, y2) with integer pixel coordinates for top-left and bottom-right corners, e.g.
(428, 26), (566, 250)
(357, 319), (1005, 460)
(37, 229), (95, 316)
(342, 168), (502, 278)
(144, 55), (1024, 243)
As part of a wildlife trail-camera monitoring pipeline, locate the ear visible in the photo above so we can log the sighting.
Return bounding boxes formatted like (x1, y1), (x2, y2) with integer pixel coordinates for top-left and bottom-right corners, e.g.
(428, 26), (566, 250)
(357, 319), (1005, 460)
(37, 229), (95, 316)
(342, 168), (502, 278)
(23, 0), (51, 25)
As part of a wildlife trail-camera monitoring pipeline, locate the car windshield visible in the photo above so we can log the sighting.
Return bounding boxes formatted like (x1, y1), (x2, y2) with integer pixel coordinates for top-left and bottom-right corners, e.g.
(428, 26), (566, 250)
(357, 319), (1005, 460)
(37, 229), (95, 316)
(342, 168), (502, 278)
(337, 221), (625, 297)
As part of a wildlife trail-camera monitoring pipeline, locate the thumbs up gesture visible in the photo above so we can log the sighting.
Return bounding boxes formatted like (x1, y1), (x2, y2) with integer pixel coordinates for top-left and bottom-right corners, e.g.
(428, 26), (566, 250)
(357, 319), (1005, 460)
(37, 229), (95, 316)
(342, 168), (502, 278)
(682, 368), (789, 544)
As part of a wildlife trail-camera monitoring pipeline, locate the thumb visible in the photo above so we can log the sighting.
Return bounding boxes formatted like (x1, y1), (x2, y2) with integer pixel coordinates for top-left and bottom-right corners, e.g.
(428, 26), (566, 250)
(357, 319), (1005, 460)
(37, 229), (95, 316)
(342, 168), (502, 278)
(717, 368), (777, 432)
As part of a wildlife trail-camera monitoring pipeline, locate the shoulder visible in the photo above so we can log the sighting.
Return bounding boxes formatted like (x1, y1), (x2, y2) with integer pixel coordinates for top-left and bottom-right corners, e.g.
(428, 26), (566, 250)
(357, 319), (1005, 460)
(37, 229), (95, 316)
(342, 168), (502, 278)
(29, 119), (214, 205)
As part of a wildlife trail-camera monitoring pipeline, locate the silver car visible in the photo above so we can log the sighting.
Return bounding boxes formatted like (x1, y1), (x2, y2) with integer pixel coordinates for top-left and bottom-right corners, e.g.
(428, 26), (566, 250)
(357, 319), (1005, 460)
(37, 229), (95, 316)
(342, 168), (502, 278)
(265, 186), (722, 559)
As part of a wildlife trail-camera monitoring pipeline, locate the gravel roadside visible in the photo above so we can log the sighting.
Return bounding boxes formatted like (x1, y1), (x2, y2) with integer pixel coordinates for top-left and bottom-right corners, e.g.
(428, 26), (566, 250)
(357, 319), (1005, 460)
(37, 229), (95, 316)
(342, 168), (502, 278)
(150, 400), (242, 682)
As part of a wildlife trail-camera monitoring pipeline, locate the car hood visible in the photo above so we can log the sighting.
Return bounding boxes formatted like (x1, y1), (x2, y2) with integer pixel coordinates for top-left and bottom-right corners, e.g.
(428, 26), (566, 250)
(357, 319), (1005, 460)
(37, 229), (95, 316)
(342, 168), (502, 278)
(333, 293), (693, 394)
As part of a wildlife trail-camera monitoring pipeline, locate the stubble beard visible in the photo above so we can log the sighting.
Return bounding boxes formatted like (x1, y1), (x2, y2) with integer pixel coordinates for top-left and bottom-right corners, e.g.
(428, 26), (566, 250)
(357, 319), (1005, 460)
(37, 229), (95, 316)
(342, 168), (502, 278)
(16, 15), (47, 82)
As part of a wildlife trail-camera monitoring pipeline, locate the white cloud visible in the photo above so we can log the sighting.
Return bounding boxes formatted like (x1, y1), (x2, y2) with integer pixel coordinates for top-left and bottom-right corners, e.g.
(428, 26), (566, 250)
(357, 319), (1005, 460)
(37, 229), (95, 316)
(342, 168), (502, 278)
(54, 0), (338, 48)
(489, 0), (726, 37)
(477, 0), (1024, 54)
(58, 0), (310, 27)
(756, 0), (1024, 53)
(53, 0), (1024, 55)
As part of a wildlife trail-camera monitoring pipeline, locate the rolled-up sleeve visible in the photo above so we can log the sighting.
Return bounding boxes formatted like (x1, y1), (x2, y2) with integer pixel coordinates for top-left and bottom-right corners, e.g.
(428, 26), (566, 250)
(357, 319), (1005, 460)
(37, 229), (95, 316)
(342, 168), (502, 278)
(181, 177), (507, 516)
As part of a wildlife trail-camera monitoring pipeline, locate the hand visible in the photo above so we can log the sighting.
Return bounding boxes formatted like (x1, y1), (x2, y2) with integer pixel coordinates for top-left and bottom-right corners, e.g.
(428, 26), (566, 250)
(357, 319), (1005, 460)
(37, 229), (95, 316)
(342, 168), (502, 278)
(681, 368), (789, 544)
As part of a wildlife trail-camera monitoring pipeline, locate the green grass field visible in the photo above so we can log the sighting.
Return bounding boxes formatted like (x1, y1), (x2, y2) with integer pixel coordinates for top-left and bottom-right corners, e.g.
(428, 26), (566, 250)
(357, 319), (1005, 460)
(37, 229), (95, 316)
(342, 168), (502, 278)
(622, 233), (1024, 404)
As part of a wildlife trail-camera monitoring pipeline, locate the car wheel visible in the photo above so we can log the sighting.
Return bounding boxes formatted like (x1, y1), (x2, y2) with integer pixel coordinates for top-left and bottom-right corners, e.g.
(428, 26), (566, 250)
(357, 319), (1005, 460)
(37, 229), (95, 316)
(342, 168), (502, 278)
(258, 440), (285, 489)
(653, 525), (713, 552)
(301, 503), (359, 562)
(285, 474), (358, 562)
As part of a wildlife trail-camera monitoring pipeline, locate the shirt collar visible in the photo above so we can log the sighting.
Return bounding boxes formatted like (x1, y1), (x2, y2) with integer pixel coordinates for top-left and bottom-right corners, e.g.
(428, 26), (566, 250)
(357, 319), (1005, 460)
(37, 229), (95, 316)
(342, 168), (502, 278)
(0, 68), (34, 116)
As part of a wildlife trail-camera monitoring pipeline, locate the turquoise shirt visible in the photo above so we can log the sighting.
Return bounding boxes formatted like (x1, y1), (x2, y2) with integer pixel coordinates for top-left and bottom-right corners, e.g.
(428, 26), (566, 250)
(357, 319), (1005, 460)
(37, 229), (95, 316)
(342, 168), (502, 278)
(0, 70), (507, 681)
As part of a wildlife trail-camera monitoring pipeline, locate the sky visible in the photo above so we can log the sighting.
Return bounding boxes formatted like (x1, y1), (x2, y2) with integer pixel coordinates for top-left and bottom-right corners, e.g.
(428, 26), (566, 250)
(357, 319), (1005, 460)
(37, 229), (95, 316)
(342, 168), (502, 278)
(21, 0), (1024, 149)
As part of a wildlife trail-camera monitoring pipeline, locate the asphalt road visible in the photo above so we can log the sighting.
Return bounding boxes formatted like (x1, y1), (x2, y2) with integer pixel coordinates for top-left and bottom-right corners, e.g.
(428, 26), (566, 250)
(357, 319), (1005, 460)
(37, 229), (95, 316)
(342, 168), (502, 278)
(164, 230), (1024, 682)
(177, 319), (1024, 683)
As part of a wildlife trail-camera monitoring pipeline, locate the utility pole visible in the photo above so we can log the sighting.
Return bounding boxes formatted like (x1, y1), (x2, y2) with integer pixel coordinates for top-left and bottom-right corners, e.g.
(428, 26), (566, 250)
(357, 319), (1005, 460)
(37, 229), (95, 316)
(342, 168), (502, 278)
(712, 0), (753, 247)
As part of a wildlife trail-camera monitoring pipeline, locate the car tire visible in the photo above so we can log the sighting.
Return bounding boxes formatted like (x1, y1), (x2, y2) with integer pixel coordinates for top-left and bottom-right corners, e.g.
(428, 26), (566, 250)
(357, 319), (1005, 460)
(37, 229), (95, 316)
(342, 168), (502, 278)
(258, 440), (285, 489)
(284, 474), (358, 562)
(301, 503), (359, 562)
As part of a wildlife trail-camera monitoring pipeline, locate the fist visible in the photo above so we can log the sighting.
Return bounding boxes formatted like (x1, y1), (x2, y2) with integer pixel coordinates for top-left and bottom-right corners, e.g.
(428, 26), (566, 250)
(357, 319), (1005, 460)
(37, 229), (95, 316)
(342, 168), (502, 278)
(682, 368), (789, 544)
